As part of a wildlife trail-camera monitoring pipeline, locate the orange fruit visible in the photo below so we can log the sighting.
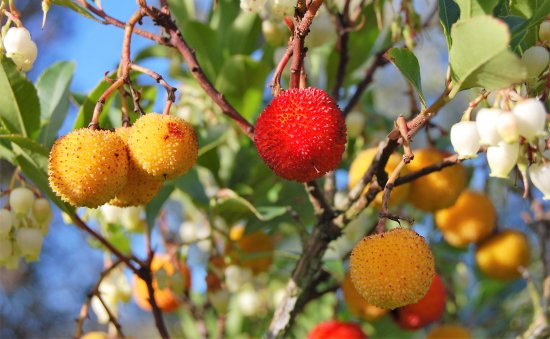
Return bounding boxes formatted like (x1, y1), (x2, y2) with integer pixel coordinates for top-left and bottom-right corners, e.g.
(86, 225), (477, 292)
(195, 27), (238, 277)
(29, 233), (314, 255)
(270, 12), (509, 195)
(307, 320), (367, 339)
(342, 272), (388, 321)
(434, 190), (496, 247)
(426, 325), (471, 339)
(348, 148), (410, 206)
(476, 230), (530, 281)
(406, 148), (467, 212)
(227, 228), (274, 274)
(349, 228), (435, 309)
(395, 274), (446, 330)
(133, 254), (191, 312)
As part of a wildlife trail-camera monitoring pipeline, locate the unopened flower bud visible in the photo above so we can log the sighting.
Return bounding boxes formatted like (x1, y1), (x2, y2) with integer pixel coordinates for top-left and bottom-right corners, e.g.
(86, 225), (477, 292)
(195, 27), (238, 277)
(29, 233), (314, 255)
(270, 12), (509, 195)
(15, 228), (43, 261)
(486, 142), (520, 178)
(450, 121), (480, 159)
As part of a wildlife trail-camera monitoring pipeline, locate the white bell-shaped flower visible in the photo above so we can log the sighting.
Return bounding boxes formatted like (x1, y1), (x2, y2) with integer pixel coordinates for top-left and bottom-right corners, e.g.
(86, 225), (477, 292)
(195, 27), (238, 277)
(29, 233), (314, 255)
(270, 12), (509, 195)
(486, 142), (520, 178)
(450, 121), (480, 159)
(9, 187), (35, 215)
(120, 206), (143, 232)
(15, 228), (43, 261)
(0, 209), (13, 236)
(236, 288), (263, 316)
(0, 239), (13, 262)
(100, 204), (122, 224)
(522, 46), (550, 78)
(512, 98), (548, 141)
(3, 27), (38, 72)
(496, 112), (519, 143)
(530, 162), (550, 200)
(541, 21), (550, 45)
(476, 108), (503, 146)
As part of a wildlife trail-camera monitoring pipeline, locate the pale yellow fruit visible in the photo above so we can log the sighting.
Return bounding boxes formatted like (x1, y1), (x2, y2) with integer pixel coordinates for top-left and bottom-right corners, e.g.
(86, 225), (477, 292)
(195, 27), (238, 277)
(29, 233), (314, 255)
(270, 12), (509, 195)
(349, 228), (435, 309)
(476, 230), (530, 281)
(348, 148), (410, 206)
(48, 128), (128, 208)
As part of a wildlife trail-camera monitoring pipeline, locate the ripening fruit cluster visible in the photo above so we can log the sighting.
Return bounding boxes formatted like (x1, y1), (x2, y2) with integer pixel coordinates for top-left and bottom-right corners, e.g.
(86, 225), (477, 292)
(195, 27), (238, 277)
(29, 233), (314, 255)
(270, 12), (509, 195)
(48, 113), (198, 208)
(451, 98), (549, 199)
(349, 228), (435, 310)
(132, 254), (191, 312)
(0, 187), (52, 269)
(307, 320), (367, 339)
(255, 88), (347, 182)
(2, 27), (38, 72)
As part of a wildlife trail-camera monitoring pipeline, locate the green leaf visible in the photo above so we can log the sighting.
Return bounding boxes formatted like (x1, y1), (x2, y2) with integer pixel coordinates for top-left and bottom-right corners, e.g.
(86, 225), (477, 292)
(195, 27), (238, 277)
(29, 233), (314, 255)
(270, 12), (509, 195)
(72, 76), (116, 130)
(384, 48), (427, 108)
(0, 57), (41, 138)
(449, 16), (527, 95)
(224, 12), (261, 55)
(36, 61), (75, 147)
(454, 0), (499, 19)
(211, 188), (288, 225)
(179, 21), (222, 80)
(216, 55), (270, 119)
(171, 168), (209, 206)
(438, 0), (460, 47)
(0, 134), (49, 157)
(145, 185), (174, 233)
(166, 0), (196, 23)
(52, 0), (100, 22)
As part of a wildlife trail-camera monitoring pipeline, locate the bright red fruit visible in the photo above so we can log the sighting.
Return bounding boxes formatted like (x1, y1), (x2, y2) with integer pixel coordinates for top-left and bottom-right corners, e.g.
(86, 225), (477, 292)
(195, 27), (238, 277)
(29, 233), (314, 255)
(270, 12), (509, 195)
(395, 274), (446, 330)
(308, 320), (367, 339)
(254, 88), (347, 182)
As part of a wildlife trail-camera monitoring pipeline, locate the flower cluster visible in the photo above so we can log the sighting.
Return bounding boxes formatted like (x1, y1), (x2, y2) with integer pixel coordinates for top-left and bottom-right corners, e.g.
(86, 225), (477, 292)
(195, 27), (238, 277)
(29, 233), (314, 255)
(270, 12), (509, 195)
(2, 27), (38, 72)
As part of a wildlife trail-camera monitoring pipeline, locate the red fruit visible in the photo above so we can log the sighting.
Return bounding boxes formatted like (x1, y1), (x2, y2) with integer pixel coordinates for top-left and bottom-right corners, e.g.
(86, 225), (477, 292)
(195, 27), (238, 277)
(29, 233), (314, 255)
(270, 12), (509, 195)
(395, 274), (446, 330)
(308, 320), (367, 339)
(254, 88), (347, 182)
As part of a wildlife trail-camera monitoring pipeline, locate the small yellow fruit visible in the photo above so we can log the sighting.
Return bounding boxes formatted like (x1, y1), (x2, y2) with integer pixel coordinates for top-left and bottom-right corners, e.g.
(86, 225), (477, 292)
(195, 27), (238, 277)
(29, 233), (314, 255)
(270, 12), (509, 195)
(348, 148), (410, 206)
(435, 190), (496, 247)
(128, 113), (198, 179)
(227, 229), (274, 274)
(48, 128), (128, 208)
(109, 127), (164, 206)
(133, 254), (191, 312)
(476, 230), (530, 281)
(349, 228), (435, 309)
(81, 332), (108, 339)
(406, 148), (467, 212)
(342, 272), (388, 321)
(426, 325), (471, 339)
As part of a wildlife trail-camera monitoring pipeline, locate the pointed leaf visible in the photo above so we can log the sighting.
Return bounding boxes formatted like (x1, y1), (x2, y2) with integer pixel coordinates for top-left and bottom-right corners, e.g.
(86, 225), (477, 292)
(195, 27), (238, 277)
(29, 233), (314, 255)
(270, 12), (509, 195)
(454, 0), (499, 19)
(36, 61), (75, 147)
(438, 0), (460, 47)
(384, 48), (427, 108)
(52, 0), (100, 22)
(0, 58), (40, 138)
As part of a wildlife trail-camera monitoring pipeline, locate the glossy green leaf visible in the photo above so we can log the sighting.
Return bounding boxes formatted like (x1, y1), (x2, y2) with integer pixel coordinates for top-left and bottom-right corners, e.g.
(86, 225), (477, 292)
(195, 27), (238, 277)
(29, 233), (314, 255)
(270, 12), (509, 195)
(72, 75), (116, 130)
(36, 61), (75, 147)
(438, 0), (460, 47)
(449, 16), (527, 95)
(384, 48), (427, 108)
(225, 12), (261, 55)
(166, 0), (196, 24)
(0, 57), (41, 138)
(145, 185), (174, 233)
(171, 168), (209, 206)
(52, 0), (100, 22)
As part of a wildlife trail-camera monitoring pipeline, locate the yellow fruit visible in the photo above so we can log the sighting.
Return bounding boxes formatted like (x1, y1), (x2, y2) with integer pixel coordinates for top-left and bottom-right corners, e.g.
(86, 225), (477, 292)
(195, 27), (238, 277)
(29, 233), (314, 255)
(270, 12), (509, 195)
(406, 148), (467, 212)
(81, 332), (108, 339)
(349, 228), (435, 309)
(348, 148), (409, 206)
(426, 325), (471, 339)
(476, 230), (530, 281)
(342, 272), (388, 321)
(128, 113), (198, 179)
(227, 229), (274, 274)
(133, 254), (191, 312)
(109, 127), (164, 206)
(48, 128), (128, 208)
(435, 190), (496, 247)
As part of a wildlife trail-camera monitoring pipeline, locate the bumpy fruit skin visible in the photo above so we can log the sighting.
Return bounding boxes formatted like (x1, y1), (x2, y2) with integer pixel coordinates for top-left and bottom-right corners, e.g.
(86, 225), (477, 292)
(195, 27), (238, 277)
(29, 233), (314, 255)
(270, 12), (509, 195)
(395, 274), (446, 330)
(406, 148), (467, 212)
(307, 320), (367, 339)
(426, 325), (471, 339)
(227, 230), (274, 274)
(476, 230), (530, 281)
(48, 129), (129, 208)
(435, 190), (496, 247)
(348, 148), (410, 207)
(342, 272), (388, 321)
(350, 228), (435, 309)
(110, 127), (164, 206)
(128, 113), (198, 179)
(133, 254), (191, 312)
(254, 88), (347, 182)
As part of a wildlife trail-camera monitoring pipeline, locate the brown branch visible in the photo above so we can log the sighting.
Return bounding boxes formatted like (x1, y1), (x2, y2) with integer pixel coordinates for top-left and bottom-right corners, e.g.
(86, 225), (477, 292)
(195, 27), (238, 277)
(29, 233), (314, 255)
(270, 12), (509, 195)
(130, 63), (177, 115)
(395, 153), (460, 186)
(76, 0), (167, 45)
(304, 181), (335, 218)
